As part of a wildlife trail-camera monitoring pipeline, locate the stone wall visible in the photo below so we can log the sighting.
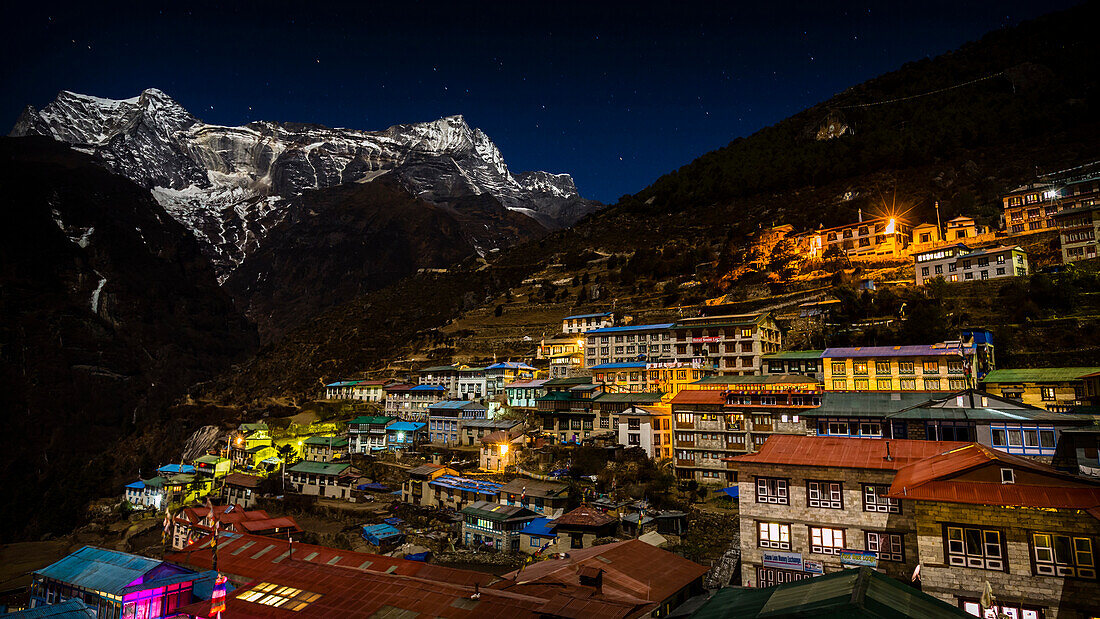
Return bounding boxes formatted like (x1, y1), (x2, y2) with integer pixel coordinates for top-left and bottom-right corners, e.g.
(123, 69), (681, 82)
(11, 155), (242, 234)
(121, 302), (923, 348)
(913, 501), (1099, 619)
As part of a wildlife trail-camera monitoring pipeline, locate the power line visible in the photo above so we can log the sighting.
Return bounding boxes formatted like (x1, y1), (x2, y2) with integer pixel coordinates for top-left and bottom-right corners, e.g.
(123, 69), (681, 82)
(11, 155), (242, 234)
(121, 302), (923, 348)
(833, 72), (1006, 110)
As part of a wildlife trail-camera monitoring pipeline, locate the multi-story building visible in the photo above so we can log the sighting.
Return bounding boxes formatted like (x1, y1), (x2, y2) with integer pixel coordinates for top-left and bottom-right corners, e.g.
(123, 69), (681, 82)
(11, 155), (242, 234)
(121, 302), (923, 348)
(891, 443), (1100, 618)
(536, 333), (583, 360)
(762, 350), (824, 378)
(285, 461), (359, 499)
(1054, 203), (1100, 263)
(228, 423), (271, 468)
(944, 215), (981, 241)
(483, 362), (537, 397)
(617, 405), (672, 459)
(1003, 172), (1100, 235)
(803, 390), (1094, 459)
(223, 473), (262, 508)
(670, 376), (822, 485)
(351, 380), (388, 402)
(408, 384), (447, 420)
(562, 311), (614, 334)
(323, 380), (360, 400)
(669, 313), (781, 376)
(426, 475), (501, 511)
(731, 435), (968, 589)
(302, 435), (348, 462)
(505, 378), (548, 409)
(803, 216), (913, 259)
(915, 244), (1028, 285)
(589, 361), (712, 400)
(457, 367), (487, 400)
(401, 463), (456, 506)
(911, 222), (943, 247)
(460, 501), (539, 552)
(822, 337), (995, 393)
(385, 421), (426, 451)
(346, 415), (395, 454)
(535, 378), (606, 444)
(980, 367), (1100, 413)
(499, 478), (570, 518)
(479, 426), (525, 471)
(427, 400), (487, 445)
(417, 364), (462, 394)
(382, 383), (414, 417)
(548, 351), (584, 378)
(583, 323), (674, 367)
(459, 418), (521, 447)
(171, 504), (302, 551)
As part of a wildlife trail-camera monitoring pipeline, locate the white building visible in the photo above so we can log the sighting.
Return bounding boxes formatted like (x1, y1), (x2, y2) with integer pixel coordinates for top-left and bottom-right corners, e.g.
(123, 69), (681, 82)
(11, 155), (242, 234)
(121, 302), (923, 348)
(562, 312), (614, 334)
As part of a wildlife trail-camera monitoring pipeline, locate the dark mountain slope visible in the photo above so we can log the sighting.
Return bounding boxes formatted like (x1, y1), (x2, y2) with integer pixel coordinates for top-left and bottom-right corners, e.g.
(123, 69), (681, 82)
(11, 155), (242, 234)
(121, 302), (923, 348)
(0, 137), (257, 540)
(203, 3), (1100, 405)
(224, 176), (545, 339)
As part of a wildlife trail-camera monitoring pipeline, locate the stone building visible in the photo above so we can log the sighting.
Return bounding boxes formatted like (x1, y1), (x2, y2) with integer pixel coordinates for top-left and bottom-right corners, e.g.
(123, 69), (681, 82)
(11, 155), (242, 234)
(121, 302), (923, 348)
(981, 367), (1100, 413)
(730, 435), (968, 588)
(889, 443), (1100, 618)
(669, 313), (781, 376)
(550, 505), (618, 551)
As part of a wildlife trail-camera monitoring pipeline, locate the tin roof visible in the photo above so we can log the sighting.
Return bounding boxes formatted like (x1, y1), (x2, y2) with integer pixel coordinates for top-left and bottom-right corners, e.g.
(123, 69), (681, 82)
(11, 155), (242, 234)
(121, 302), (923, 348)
(823, 343), (974, 358)
(461, 500), (539, 521)
(888, 443), (1100, 511)
(287, 461), (352, 476)
(388, 421), (426, 432)
(669, 390), (725, 405)
(34, 546), (168, 595)
(429, 400), (485, 410)
(303, 435), (348, 447)
(692, 566), (969, 618)
(691, 375), (821, 386)
(224, 473), (262, 489)
(506, 379), (550, 389)
(552, 505), (616, 529)
(324, 380), (362, 387)
(564, 312), (613, 320)
(982, 367), (1100, 384)
(461, 419), (520, 429)
(731, 435), (971, 471)
(485, 362), (537, 370)
(595, 392), (664, 403)
(519, 517), (557, 538)
(5, 599), (98, 618)
(157, 464), (196, 475)
(429, 475), (503, 494)
(411, 384), (448, 391)
(586, 323), (674, 334)
(590, 362), (647, 369)
(500, 478), (568, 498)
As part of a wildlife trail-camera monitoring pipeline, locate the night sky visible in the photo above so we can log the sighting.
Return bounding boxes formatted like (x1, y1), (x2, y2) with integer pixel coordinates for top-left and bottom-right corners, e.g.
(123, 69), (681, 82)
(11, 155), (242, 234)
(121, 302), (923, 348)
(0, 1), (1080, 203)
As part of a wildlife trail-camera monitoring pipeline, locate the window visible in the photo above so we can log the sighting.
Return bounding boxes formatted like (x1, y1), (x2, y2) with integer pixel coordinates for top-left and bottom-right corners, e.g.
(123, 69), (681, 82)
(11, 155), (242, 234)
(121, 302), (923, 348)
(924, 379), (941, 391)
(921, 266), (930, 277)
(758, 522), (791, 549)
(832, 379), (847, 391)
(854, 379), (869, 391)
(863, 484), (900, 513)
(858, 422), (882, 437)
(946, 525), (1006, 571)
(1001, 468), (1015, 484)
(866, 532), (904, 562)
(898, 361), (915, 375)
(874, 361), (891, 375)
(809, 526), (845, 555)
(960, 600), (1041, 619)
(876, 378), (892, 390)
(899, 379), (917, 391)
(853, 361), (868, 375)
(1031, 533), (1096, 579)
(756, 477), (789, 505)
(1040, 386), (1056, 401)
(831, 362), (846, 374)
(922, 360), (939, 373)
(756, 566), (811, 588)
(807, 481), (842, 509)
(628, 418), (640, 430)
(825, 421), (849, 436)
(996, 267), (1006, 276)
(237, 582), (323, 612)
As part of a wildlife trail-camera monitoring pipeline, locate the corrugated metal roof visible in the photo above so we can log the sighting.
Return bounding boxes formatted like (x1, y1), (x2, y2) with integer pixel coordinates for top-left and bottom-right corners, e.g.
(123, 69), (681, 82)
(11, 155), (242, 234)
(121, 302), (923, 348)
(287, 461), (352, 476)
(461, 419), (520, 429)
(982, 367), (1100, 384)
(823, 344), (974, 358)
(35, 547), (165, 595)
(6, 599), (97, 618)
(461, 500), (538, 521)
(411, 384), (448, 391)
(595, 392), (664, 403)
(349, 415), (395, 425)
(499, 478), (568, 498)
(590, 362), (647, 369)
(761, 350), (825, 360)
(730, 435), (970, 470)
(303, 435), (348, 447)
(429, 400), (484, 410)
(485, 362), (536, 370)
(388, 421), (426, 432)
(552, 505), (616, 528)
(692, 375), (821, 386)
(519, 517), (557, 538)
(430, 475), (503, 494)
(564, 312), (613, 320)
(586, 323), (674, 334)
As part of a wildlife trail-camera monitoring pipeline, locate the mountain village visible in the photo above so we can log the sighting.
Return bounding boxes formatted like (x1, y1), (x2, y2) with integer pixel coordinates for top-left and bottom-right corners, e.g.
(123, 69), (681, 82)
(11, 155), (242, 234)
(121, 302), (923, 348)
(10, 168), (1100, 619)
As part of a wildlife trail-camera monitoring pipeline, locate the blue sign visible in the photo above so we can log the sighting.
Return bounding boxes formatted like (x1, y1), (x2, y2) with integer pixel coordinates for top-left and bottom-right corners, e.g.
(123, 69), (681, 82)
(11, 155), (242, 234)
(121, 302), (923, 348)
(840, 549), (879, 568)
(803, 560), (824, 575)
(762, 550), (804, 571)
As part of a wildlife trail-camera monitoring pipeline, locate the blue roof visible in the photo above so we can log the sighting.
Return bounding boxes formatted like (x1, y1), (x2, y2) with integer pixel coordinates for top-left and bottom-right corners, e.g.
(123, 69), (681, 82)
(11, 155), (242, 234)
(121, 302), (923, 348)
(564, 312), (612, 320)
(125, 480), (146, 490)
(35, 547), (170, 595)
(7, 599), (97, 618)
(156, 464), (195, 475)
(428, 400), (483, 410)
(362, 523), (404, 544)
(590, 362), (647, 369)
(325, 380), (361, 387)
(429, 475), (502, 494)
(411, 384), (447, 391)
(720, 486), (740, 499)
(519, 517), (558, 538)
(586, 323), (674, 334)
(485, 362), (536, 370)
(388, 422), (426, 432)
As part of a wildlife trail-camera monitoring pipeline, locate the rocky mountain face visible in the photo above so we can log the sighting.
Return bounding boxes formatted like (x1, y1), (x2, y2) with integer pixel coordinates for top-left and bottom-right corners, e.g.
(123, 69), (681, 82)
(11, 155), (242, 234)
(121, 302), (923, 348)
(11, 91), (600, 276)
(0, 137), (258, 540)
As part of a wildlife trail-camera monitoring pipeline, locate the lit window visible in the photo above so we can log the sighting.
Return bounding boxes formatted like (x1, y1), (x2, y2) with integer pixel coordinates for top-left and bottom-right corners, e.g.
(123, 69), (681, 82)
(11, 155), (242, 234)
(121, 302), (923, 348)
(1031, 533), (1096, 579)
(237, 582), (322, 612)
(758, 522), (791, 549)
(809, 526), (845, 554)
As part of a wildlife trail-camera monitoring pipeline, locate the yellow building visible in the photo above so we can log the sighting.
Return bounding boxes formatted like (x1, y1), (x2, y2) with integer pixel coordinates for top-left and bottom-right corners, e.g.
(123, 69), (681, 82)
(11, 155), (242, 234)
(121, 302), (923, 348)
(822, 342), (991, 393)
(802, 216), (913, 260)
(980, 367), (1100, 413)
(589, 361), (713, 401)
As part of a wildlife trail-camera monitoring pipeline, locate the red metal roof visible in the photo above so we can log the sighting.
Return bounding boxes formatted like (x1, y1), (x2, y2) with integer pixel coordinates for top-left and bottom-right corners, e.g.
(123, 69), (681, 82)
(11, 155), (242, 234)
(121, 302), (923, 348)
(553, 505), (617, 528)
(497, 539), (708, 611)
(224, 473), (262, 488)
(668, 390), (725, 405)
(729, 435), (971, 471)
(166, 532), (496, 589)
(887, 443), (1100, 511)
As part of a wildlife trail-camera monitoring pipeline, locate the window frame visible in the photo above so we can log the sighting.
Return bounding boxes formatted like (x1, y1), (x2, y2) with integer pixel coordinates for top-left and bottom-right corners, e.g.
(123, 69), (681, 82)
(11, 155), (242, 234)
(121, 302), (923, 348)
(865, 531), (905, 563)
(755, 476), (790, 505)
(862, 484), (900, 513)
(809, 525), (846, 555)
(757, 521), (792, 550)
(1029, 531), (1097, 580)
(806, 480), (843, 510)
(943, 523), (1008, 572)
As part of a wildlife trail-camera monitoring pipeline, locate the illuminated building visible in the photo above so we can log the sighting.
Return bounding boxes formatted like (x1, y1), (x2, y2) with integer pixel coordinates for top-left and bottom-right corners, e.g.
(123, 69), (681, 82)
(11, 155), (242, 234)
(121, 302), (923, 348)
(669, 312), (781, 376)
(802, 216), (913, 260)
(1054, 203), (1100, 263)
(561, 311), (615, 334)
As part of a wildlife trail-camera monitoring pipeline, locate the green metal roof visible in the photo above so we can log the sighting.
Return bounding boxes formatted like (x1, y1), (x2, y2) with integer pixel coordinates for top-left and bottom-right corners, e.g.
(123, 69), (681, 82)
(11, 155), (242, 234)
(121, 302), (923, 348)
(288, 461), (352, 475)
(460, 500), (538, 521)
(193, 455), (226, 465)
(543, 376), (594, 386)
(349, 415), (395, 426)
(304, 435), (349, 447)
(887, 407), (1089, 422)
(802, 393), (931, 418)
(762, 350), (825, 360)
(981, 367), (1100, 384)
(691, 567), (969, 618)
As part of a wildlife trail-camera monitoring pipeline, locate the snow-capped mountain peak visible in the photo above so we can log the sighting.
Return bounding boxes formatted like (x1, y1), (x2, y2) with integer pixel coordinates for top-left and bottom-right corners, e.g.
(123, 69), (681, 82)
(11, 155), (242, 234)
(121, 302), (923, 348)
(11, 88), (600, 277)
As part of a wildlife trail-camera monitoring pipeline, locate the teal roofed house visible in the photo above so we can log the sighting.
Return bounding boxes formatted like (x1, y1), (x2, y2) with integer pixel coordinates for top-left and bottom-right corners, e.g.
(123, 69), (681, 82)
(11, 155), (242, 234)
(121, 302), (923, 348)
(762, 349), (824, 378)
(347, 415), (397, 454)
(303, 435), (349, 462)
(286, 461), (359, 499)
(27, 546), (216, 619)
(386, 421), (426, 450)
(123, 476), (166, 510)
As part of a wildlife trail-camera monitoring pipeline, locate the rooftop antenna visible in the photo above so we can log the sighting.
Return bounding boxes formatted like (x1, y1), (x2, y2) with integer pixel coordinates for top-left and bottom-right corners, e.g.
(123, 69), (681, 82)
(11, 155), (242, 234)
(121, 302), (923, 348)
(884, 441), (893, 462)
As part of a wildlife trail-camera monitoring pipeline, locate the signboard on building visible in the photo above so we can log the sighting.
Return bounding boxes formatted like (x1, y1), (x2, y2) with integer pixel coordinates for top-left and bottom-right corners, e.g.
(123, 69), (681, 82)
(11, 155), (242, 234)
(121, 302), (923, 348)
(803, 560), (824, 575)
(839, 549), (878, 568)
(762, 550), (804, 571)
(691, 336), (720, 343)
